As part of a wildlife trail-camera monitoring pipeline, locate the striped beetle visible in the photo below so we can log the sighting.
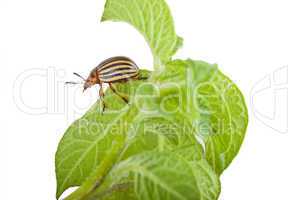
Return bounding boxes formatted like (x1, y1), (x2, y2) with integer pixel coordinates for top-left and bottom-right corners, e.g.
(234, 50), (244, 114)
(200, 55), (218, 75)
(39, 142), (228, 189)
(66, 56), (144, 112)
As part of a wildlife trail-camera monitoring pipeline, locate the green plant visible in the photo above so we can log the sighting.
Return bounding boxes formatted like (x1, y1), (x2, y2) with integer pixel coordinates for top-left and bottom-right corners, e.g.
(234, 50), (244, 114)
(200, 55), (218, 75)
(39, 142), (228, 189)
(55, 0), (248, 199)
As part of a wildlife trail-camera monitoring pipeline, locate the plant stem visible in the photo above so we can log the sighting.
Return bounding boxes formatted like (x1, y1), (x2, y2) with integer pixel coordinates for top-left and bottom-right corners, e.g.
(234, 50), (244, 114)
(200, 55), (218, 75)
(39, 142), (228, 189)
(154, 56), (164, 72)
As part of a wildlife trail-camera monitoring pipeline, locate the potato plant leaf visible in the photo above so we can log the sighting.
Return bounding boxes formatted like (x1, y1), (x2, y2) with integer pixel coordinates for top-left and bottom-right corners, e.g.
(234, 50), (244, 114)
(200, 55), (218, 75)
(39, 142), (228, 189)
(101, 0), (183, 68)
(55, 71), (151, 198)
(85, 151), (220, 200)
(152, 59), (248, 175)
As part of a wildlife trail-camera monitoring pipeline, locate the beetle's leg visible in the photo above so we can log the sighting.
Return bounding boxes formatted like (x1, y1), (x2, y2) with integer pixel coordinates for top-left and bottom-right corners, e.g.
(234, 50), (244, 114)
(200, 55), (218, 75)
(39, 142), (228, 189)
(108, 83), (129, 104)
(99, 83), (106, 113)
(137, 76), (148, 80)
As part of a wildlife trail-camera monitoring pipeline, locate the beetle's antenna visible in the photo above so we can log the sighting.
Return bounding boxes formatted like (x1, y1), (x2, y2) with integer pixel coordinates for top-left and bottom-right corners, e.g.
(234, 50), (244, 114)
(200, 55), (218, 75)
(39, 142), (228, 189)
(73, 72), (86, 81)
(65, 81), (83, 85)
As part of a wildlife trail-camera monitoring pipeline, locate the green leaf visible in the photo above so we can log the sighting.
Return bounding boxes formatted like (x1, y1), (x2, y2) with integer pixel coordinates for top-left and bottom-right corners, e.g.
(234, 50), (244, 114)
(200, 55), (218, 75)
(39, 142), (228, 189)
(55, 71), (150, 199)
(101, 0), (183, 67)
(152, 59), (249, 174)
(86, 151), (220, 200)
(200, 69), (248, 175)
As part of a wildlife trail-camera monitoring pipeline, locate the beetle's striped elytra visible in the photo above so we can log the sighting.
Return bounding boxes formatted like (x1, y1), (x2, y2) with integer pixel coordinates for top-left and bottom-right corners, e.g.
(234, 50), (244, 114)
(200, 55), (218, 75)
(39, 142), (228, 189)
(96, 56), (139, 83)
(66, 56), (143, 113)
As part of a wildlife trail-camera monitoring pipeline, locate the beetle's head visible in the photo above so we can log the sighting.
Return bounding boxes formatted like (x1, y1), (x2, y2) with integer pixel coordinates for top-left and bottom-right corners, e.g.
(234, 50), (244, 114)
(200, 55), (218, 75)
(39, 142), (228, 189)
(83, 70), (98, 92)
(65, 71), (98, 92)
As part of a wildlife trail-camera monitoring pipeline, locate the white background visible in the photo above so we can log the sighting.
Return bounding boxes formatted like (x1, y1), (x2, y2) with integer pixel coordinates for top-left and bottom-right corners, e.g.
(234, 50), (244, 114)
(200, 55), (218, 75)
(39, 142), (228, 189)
(1, 0), (299, 199)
